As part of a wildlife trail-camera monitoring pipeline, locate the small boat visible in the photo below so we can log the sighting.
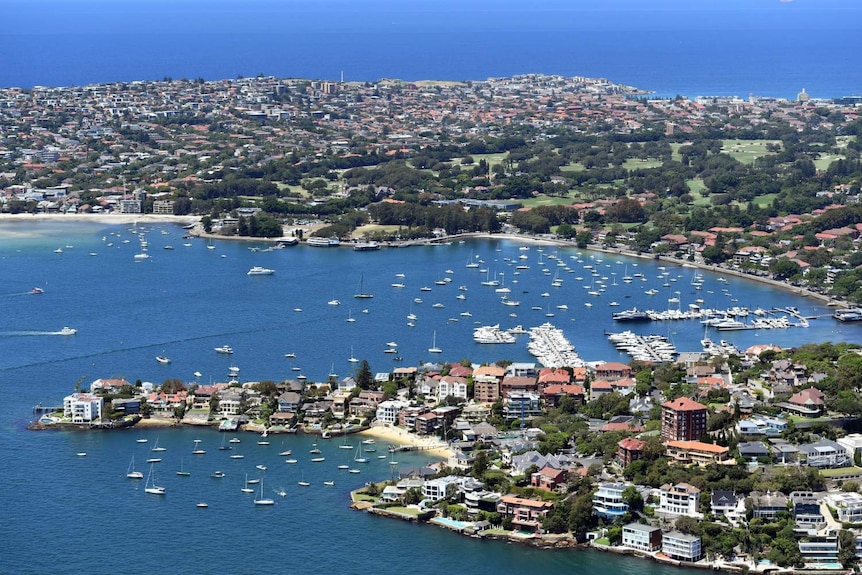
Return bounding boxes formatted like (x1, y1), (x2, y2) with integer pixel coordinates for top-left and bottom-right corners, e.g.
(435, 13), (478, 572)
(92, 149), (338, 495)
(328, 299), (340, 306)
(247, 266), (275, 276)
(337, 464), (349, 470)
(156, 355), (171, 364)
(214, 345), (233, 354)
(309, 448), (321, 454)
(241, 473), (255, 493)
(211, 470), (226, 478)
(284, 352), (297, 358)
(257, 440), (270, 446)
(136, 438), (148, 444)
(59, 327), (77, 336)
(30, 287), (44, 294)
(279, 450), (292, 457)
(229, 454), (245, 459)
(146, 458), (162, 464)
(151, 437), (166, 452)
(323, 481), (335, 486)
(311, 457), (326, 462)
(348, 469), (361, 474)
(196, 502), (208, 508)
(229, 438), (241, 444)
(192, 439), (206, 455)
(275, 487), (287, 497)
(256, 464), (267, 471)
(285, 459), (298, 464)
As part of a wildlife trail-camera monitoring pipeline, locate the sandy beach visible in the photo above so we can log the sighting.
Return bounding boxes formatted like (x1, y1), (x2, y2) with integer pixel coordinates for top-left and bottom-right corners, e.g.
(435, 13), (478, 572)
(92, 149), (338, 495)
(360, 424), (455, 460)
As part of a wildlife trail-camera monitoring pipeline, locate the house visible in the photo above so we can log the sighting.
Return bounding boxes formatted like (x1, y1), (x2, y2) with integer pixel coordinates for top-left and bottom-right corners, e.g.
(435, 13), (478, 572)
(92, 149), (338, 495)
(375, 400), (408, 425)
(63, 393), (104, 423)
(738, 441), (771, 463)
(664, 440), (730, 465)
(622, 523), (662, 552)
(595, 362), (633, 381)
(617, 437), (646, 467)
(661, 397), (707, 441)
(798, 439), (849, 468)
(590, 379), (614, 400)
(825, 492), (862, 523)
(502, 392), (541, 421)
(421, 476), (461, 501)
(837, 433), (862, 460)
(438, 376), (468, 401)
(593, 482), (630, 521)
(531, 465), (567, 492)
(798, 534), (840, 565)
(662, 531), (703, 562)
(542, 384), (586, 407)
(790, 491), (824, 529)
(501, 375), (538, 397)
(782, 387), (825, 417)
(601, 415), (644, 433)
(277, 391), (301, 413)
(496, 495), (554, 533)
(473, 365), (505, 403)
(711, 491), (740, 516)
(658, 483), (701, 517)
(749, 491), (789, 520)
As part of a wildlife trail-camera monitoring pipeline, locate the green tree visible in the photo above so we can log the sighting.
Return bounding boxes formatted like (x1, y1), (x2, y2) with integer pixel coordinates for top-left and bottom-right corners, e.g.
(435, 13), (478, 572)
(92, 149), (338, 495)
(355, 360), (374, 390)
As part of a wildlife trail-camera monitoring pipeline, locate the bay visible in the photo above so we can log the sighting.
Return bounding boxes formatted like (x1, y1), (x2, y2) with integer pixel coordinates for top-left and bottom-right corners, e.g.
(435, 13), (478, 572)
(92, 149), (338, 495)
(1, 220), (858, 574)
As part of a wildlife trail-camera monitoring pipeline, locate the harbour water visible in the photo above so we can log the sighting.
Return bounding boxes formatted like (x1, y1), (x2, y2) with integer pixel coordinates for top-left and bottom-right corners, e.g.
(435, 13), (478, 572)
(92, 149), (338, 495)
(1, 220), (859, 573)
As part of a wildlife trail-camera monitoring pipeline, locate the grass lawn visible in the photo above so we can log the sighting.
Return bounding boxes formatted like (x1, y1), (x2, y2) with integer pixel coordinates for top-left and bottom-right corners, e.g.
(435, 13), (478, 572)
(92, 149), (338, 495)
(275, 183), (310, 198)
(595, 537), (611, 546)
(813, 153), (845, 172)
(521, 195), (575, 208)
(386, 506), (421, 516)
(752, 193), (778, 209)
(722, 139), (781, 165)
(353, 493), (378, 502)
(470, 152), (509, 169)
(820, 466), (862, 478)
(622, 158), (663, 170)
(686, 178), (706, 194)
(560, 162), (586, 172)
(689, 190), (713, 207)
(670, 142), (686, 163)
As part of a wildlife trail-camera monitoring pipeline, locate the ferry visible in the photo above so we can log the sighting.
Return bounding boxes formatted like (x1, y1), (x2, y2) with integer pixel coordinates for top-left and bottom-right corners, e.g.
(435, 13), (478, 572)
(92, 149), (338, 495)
(306, 236), (340, 247)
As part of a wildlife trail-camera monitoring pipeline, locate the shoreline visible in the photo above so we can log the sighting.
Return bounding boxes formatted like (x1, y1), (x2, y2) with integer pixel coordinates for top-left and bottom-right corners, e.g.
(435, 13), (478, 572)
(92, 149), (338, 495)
(0, 213), (200, 226)
(359, 424), (454, 460)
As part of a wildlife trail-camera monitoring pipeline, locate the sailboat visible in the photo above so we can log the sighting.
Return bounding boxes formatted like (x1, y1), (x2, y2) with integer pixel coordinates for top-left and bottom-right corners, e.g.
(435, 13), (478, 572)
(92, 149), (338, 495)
(297, 471), (310, 487)
(176, 458), (190, 476)
(241, 473), (255, 493)
(144, 464), (165, 495)
(354, 274), (373, 299)
(428, 330), (442, 354)
(253, 479), (275, 505)
(126, 456), (143, 479)
(192, 439), (206, 455)
(346, 309), (356, 323)
(348, 346), (359, 363)
(151, 436), (166, 452)
(354, 444), (369, 464)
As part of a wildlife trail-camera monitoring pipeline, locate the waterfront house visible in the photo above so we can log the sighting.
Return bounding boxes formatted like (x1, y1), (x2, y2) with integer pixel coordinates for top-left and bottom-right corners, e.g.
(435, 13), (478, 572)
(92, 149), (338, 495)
(217, 389), (243, 417)
(63, 392), (103, 423)
(711, 491), (741, 517)
(783, 387), (825, 417)
(664, 440), (731, 465)
(662, 531), (703, 562)
(465, 490), (502, 515)
(658, 483), (701, 517)
(836, 433), (862, 460)
(111, 397), (141, 415)
(593, 482), (630, 521)
(268, 411), (296, 428)
(660, 397), (707, 442)
(496, 495), (554, 533)
(798, 534), (840, 565)
(421, 476), (461, 502)
(749, 491), (789, 520)
(622, 523), (662, 552)
(90, 378), (130, 393)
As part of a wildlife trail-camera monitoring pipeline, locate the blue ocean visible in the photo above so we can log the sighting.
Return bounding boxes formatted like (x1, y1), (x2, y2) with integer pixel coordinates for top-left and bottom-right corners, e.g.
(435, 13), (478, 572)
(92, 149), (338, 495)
(1, 0), (861, 98)
(0, 221), (859, 574)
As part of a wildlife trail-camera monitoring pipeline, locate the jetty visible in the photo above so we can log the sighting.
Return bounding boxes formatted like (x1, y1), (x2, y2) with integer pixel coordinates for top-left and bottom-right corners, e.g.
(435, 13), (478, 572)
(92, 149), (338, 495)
(527, 323), (583, 368)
